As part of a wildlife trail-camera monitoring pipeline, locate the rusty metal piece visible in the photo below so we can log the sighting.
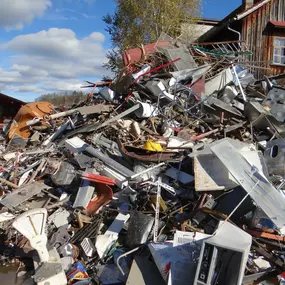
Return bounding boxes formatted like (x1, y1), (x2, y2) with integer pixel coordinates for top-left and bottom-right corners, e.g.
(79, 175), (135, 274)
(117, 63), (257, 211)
(76, 212), (84, 229)
(200, 208), (228, 220)
(17, 237), (29, 249)
(140, 124), (158, 135)
(27, 158), (47, 184)
(76, 211), (95, 229)
(0, 177), (19, 189)
(173, 128), (220, 149)
(47, 104), (112, 120)
(246, 229), (285, 243)
(0, 187), (4, 200)
(118, 140), (181, 162)
(8, 102), (55, 141)
(252, 244), (284, 269)
(122, 41), (171, 67)
(149, 118), (158, 133)
(13, 154), (20, 186)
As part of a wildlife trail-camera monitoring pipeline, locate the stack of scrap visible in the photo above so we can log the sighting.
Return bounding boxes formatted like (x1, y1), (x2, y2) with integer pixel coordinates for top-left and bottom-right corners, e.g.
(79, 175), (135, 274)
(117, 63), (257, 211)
(1, 35), (285, 285)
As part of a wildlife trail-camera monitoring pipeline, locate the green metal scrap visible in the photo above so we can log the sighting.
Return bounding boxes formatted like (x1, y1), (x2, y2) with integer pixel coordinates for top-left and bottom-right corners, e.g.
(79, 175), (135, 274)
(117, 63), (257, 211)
(194, 46), (253, 56)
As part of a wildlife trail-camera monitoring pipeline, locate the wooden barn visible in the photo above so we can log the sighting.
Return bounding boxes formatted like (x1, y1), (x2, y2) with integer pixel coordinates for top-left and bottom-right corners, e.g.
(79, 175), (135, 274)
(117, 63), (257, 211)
(0, 93), (25, 123)
(197, 0), (285, 79)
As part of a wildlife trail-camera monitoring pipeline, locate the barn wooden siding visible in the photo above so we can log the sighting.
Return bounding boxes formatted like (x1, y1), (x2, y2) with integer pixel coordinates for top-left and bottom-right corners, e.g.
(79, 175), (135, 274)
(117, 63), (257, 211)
(242, 0), (285, 78)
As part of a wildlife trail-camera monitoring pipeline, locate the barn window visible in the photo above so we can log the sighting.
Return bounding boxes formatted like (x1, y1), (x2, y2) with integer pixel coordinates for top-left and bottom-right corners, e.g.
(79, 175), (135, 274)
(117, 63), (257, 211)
(273, 37), (285, 65)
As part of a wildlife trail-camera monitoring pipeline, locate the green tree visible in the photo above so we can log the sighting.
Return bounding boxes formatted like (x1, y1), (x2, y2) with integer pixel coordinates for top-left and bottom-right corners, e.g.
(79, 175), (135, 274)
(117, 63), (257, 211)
(103, 0), (201, 72)
(35, 91), (87, 106)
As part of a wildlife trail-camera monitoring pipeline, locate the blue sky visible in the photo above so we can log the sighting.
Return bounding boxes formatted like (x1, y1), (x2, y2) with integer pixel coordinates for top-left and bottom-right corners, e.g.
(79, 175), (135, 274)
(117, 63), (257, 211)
(0, 0), (241, 102)
(203, 0), (242, 20)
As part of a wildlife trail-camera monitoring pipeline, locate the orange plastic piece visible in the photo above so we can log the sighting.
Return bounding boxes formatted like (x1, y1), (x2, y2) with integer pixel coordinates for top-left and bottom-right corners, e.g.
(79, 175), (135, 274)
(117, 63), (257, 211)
(8, 101), (55, 140)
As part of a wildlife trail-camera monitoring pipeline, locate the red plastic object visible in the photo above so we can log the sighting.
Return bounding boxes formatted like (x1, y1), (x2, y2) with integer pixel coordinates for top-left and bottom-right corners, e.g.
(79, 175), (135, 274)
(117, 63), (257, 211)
(86, 183), (113, 216)
(82, 172), (116, 186)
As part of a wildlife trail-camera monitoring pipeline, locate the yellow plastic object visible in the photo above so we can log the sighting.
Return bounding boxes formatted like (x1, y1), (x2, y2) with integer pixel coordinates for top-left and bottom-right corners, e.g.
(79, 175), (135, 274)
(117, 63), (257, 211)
(8, 102), (55, 141)
(151, 195), (167, 212)
(143, 140), (163, 152)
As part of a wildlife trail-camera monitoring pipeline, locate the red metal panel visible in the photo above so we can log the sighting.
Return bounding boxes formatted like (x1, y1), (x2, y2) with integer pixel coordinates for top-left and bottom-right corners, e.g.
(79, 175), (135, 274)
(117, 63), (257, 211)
(122, 41), (170, 67)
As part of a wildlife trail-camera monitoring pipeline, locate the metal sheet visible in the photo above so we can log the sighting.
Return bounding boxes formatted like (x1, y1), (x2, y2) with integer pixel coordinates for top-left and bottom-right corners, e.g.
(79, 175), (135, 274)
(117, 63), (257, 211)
(100, 166), (128, 189)
(0, 182), (50, 210)
(58, 104), (140, 146)
(76, 104), (112, 115)
(206, 97), (243, 118)
(92, 133), (121, 156)
(264, 86), (285, 123)
(211, 140), (285, 233)
(96, 103), (140, 130)
(170, 64), (211, 83)
(194, 156), (233, 191)
(194, 138), (268, 191)
(126, 255), (165, 285)
(203, 68), (233, 97)
(73, 168), (96, 209)
(158, 46), (197, 70)
(48, 208), (71, 228)
(49, 227), (71, 250)
(264, 139), (285, 175)
(244, 101), (285, 136)
(105, 213), (130, 236)
(65, 137), (135, 178)
(166, 167), (194, 184)
(49, 104), (112, 120)
(51, 161), (76, 186)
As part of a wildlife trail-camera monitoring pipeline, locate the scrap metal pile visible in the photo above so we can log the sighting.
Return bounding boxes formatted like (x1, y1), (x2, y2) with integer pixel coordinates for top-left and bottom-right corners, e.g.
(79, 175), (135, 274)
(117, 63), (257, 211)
(1, 37), (285, 285)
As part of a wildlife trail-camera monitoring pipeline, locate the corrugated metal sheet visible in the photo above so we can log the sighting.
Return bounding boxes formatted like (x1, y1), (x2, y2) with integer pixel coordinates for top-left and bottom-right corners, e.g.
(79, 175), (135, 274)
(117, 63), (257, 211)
(242, 0), (285, 79)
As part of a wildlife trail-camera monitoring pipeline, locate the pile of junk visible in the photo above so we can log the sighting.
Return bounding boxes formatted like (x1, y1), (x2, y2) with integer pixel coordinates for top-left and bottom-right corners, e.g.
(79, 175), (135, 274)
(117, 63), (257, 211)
(1, 35), (285, 285)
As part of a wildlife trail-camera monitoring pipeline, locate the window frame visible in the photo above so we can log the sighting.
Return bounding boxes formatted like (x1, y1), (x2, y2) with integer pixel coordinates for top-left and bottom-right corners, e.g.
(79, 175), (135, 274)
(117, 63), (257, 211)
(272, 36), (285, 66)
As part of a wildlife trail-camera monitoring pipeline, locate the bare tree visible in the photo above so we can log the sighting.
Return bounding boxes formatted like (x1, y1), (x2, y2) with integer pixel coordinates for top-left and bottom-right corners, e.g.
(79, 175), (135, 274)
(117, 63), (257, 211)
(35, 91), (87, 106)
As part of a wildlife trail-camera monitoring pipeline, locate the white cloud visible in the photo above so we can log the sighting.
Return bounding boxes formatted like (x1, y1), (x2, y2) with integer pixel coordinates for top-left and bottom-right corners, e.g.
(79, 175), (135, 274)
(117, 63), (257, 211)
(17, 85), (45, 93)
(0, 28), (111, 96)
(60, 0), (96, 6)
(52, 8), (96, 20)
(0, 0), (51, 30)
(41, 79), (83, 92)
